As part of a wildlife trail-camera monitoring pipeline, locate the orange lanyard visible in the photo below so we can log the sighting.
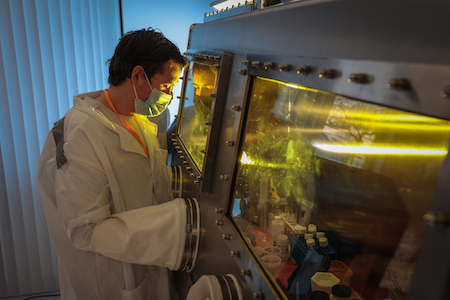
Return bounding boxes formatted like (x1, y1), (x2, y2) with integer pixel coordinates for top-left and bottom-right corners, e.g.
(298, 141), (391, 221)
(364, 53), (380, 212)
(104, 89), (149, 158)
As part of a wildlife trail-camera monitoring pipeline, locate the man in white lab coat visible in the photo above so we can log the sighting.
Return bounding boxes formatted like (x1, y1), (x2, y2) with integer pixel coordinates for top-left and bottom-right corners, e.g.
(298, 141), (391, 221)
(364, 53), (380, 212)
(37, 28), (187, 300)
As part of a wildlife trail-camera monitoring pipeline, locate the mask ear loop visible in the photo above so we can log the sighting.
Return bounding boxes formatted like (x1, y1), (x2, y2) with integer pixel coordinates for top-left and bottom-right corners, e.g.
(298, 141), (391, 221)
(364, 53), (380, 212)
(144, 72), (153, 91)
(132, 82), (139, 99)
(132, 72), (153, 100)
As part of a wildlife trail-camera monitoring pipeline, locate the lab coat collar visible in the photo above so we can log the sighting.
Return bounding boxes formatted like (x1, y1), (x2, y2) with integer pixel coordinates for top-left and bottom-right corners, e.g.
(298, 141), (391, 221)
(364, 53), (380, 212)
(72, 90), (157, 158)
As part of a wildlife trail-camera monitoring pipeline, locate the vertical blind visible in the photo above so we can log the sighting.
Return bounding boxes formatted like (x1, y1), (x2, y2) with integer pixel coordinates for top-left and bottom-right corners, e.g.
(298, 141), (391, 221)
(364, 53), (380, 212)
(0, 0), (121, 297)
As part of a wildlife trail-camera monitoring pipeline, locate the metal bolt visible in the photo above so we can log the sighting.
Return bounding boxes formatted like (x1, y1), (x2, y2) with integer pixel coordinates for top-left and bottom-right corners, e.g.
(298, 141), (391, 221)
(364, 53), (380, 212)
(230, 250), (240, 257)
(215, 220), (223, 226)
(386, 78), (411, 90)
(222, 234), (231, 240)
(200, 149), (207, 154)
(242, 60), (251, 66)
(226, 141), (235, 146)
(348, 73), (369, 84)
(220, 175), (229, 181)
(251, 61), (263, 68)
(204, 121), (212, 126)
(319, 68), (337, 79)
(238, 69), (248, 76)
(190, 173), (195, 178)
(253, 292), (264, 299)
(278, 64), (291, 72)
(232, 105), (242, 111)
(264, 62), (276, 70)
(440, 86), (450, 98)
(215, 208), (224, 213)
(297, 65), (312, 75)
(209, 93), (216, 98)
(240, 269), (251, 276)
(193, 180), (199, 185)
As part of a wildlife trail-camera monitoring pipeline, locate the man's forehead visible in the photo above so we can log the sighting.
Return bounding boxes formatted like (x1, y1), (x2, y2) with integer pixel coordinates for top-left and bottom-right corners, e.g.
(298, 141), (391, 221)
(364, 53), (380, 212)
(164, 60), (182, 74)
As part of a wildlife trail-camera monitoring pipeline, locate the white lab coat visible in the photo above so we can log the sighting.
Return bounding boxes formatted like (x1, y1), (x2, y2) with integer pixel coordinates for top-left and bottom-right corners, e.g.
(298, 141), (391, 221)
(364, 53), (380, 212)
(37, 90), (184, 300)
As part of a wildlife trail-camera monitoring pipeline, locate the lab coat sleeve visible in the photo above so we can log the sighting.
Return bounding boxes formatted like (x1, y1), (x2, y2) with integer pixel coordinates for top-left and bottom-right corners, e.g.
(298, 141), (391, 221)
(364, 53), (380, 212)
(55, 128), (112, 251)
(55, 118), (185, 270)
(90, 198), (186, 271)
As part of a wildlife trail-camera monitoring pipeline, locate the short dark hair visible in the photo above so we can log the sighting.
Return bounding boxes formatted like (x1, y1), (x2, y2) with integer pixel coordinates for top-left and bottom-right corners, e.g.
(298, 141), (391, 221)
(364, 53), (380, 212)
(108, 28), (187, 86)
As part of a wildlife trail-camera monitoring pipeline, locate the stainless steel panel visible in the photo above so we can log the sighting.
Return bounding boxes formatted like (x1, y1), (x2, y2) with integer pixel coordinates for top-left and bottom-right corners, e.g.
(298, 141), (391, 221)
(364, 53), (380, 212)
(188, 0), (450, 65)
(170, 52), (254, 299)
(169, 0), (450, 299)
(246, 54), (450, 120)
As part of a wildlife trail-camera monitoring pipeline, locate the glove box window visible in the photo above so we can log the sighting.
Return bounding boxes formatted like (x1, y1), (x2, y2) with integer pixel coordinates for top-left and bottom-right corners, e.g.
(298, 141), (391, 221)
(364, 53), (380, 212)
(231, 76), (450, 300)
(179, 62), (218, 171)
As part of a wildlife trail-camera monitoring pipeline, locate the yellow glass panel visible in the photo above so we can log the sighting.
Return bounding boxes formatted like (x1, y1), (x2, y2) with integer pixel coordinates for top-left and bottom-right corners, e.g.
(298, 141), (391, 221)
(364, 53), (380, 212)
(232, 77), (450, 300)
(179, 62), (218, 171)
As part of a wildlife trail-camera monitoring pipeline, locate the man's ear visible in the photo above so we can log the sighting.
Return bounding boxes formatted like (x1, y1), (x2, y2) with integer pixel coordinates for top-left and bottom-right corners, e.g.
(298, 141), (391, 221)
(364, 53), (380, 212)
(131, 65), (145, 84)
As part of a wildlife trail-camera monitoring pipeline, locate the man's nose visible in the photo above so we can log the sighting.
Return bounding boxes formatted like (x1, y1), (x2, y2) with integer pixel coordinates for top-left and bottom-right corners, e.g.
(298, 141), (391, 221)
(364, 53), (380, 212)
(163, 86), (172, 94)
(196, 87), (209, 97)
(195, 87), (202, 97)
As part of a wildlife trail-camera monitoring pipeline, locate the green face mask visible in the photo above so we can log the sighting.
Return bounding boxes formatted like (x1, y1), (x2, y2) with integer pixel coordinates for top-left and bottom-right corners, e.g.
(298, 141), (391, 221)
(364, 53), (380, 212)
(133, 72), (173, 116)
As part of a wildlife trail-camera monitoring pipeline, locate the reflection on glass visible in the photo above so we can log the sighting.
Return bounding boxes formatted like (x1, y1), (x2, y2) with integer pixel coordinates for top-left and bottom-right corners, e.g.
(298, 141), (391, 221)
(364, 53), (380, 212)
(179, 62), (218, 171)
(232, 77), (450, 300)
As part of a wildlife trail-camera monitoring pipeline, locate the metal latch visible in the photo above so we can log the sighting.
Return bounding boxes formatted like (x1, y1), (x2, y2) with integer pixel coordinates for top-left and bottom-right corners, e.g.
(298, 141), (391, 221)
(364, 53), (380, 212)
(423, 211), (450, 226)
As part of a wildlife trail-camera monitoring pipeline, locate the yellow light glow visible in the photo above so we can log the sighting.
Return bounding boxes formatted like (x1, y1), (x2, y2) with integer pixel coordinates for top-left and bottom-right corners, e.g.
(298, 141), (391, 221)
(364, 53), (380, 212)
(327, 112), (447, 126)
(240, 152), (254, 165)
(286, 83), (299, 89)
(258, 76), (334, 96)
(259, 76), (449, 132)
(313, 143), (448, 155)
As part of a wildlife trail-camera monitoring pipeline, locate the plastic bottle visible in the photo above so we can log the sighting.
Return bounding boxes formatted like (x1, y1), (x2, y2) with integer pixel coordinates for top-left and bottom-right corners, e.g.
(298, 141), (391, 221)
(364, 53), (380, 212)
(332, 285), (352, 300)
(319, 237), (329, 248)
(309, 290), (329, 300)
(270, 216), (285, 241)
(318, 236), (338, 260)
(295, 224), (307, 239)
(316, 232), (325, 239)
(308, 224), (317, 236)
(305, 233), (314, 240)
(276, 234), (289, 262)
(306, 238), (316, 248)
